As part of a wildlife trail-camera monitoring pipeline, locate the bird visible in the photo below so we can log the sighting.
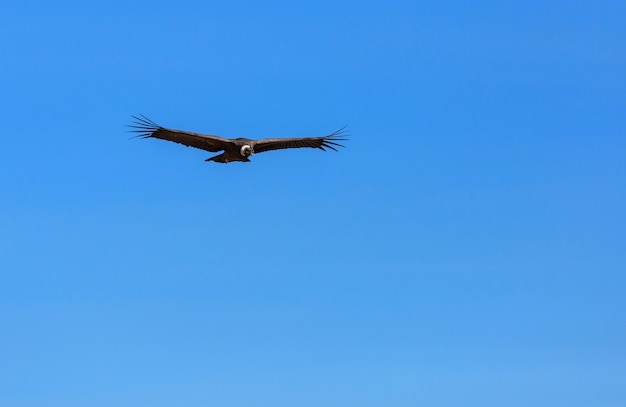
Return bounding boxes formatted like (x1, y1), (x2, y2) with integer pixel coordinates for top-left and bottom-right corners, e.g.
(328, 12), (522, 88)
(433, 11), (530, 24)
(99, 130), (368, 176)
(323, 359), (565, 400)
(129, 115), (348, 164)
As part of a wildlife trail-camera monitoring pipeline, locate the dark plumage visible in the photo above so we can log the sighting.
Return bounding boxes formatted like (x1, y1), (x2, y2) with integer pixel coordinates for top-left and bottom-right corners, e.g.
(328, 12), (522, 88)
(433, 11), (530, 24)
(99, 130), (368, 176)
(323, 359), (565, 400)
(129, 115), (348, 164)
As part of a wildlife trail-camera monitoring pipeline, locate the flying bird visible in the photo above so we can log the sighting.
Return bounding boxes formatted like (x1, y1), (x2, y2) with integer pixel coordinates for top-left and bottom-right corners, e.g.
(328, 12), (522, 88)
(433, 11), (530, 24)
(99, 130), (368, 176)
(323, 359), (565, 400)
(129, 115), (348, 164)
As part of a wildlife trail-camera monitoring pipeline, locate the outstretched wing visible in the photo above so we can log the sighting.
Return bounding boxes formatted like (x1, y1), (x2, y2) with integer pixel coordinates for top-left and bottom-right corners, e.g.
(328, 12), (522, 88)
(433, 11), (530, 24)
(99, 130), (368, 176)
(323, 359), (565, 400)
(252, 126), (348, 154)
(128, 115), (234, 153)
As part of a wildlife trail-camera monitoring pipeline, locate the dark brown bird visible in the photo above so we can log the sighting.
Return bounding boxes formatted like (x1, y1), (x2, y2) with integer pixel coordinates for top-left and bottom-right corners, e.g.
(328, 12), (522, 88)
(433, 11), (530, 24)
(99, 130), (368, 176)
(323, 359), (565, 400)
(129, 115), (348, 164)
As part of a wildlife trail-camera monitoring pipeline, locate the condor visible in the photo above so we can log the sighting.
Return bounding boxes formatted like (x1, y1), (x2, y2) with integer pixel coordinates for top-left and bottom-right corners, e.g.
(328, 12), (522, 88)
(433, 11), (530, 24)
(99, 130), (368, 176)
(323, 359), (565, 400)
(129, 115), (348, 164)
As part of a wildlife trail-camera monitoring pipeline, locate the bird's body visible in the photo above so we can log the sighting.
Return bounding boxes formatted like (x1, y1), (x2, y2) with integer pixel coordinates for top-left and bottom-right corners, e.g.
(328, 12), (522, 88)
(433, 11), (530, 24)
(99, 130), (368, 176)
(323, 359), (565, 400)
(129, 115), (347, 163)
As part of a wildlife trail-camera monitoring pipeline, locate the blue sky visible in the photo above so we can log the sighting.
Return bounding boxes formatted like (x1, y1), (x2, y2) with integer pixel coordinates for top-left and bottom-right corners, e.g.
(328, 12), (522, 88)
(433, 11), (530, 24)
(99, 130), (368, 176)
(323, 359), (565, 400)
(1, 1), (624, 405)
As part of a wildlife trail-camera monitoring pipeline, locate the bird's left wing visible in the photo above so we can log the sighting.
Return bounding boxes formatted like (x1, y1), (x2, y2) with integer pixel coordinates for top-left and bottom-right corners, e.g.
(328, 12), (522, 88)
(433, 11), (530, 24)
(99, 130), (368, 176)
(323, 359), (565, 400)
(129, 115), (234, 153)
(253, 126), (348, 153)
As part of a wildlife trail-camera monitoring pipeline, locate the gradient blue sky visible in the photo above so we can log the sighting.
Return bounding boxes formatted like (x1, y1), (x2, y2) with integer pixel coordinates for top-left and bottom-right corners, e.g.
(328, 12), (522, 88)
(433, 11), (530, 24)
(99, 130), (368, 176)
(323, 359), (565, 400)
(1, 1), (625, 406)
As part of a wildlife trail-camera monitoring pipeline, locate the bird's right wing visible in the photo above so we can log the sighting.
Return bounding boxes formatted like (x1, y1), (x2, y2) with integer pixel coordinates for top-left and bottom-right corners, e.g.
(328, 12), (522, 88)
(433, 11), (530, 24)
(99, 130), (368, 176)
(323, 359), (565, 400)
(128, 115), (234, 153)
(253, 126), (348, 154)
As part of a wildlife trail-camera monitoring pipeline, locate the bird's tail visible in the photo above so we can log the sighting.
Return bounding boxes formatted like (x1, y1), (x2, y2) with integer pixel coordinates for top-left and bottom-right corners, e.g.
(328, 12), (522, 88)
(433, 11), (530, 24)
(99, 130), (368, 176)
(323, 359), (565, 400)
(205, 153), (229, 163)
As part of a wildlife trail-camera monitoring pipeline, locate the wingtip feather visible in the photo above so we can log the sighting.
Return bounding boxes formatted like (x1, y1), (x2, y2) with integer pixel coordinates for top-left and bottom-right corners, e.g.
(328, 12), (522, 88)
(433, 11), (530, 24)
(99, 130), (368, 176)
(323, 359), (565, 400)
(127, 114), (162, 139)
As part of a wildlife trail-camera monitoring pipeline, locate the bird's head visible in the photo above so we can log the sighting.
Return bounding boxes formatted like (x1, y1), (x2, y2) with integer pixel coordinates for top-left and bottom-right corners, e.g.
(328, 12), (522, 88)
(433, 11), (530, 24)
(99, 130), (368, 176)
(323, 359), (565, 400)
(240, 145), (254, 157)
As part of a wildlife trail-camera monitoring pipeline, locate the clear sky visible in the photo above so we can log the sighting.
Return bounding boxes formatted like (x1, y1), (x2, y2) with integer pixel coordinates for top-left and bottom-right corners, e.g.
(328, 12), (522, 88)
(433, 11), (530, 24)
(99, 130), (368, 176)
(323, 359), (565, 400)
(1, 1), (624, 406)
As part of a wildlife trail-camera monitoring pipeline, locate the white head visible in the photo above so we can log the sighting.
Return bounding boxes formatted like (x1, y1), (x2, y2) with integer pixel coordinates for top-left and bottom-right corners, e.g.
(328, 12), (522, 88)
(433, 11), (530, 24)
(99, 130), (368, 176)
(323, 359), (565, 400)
(240, 145), (254, 157)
